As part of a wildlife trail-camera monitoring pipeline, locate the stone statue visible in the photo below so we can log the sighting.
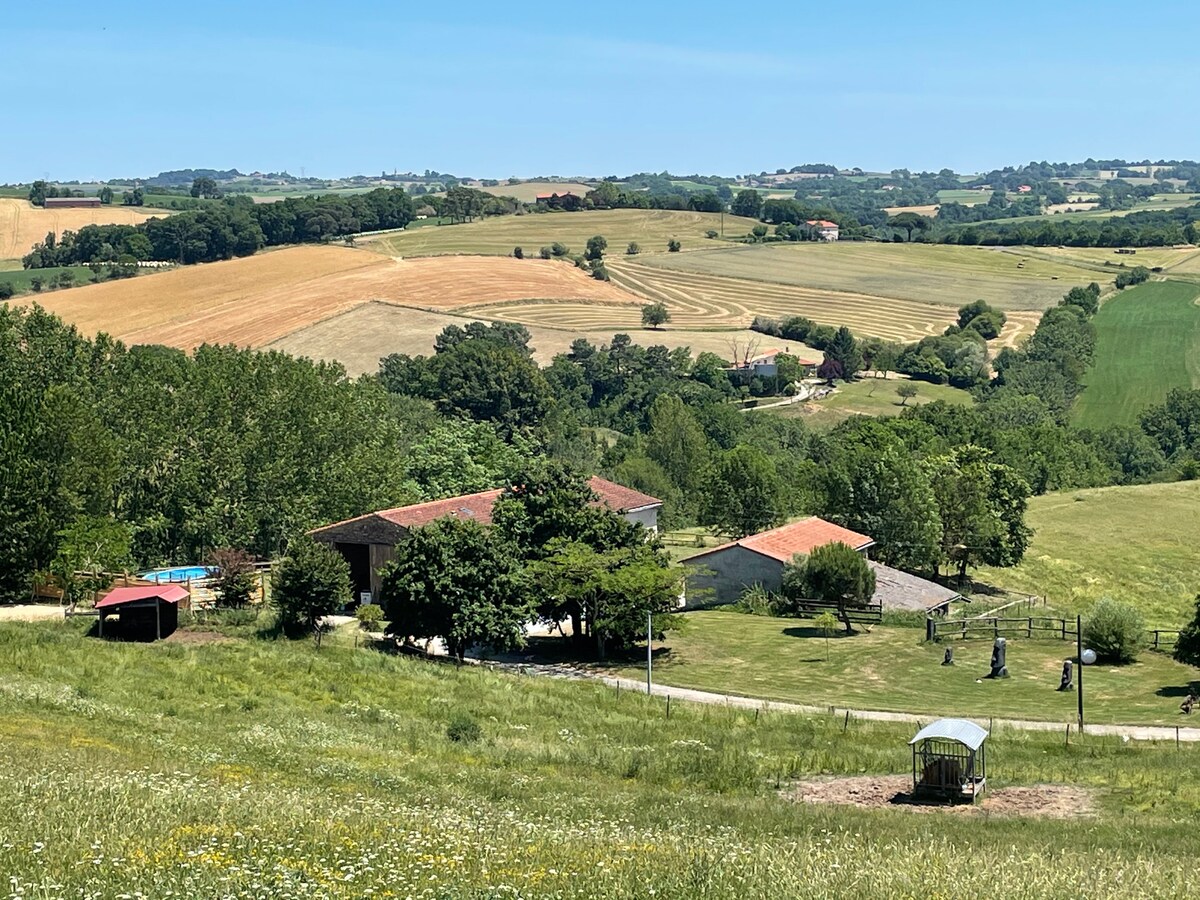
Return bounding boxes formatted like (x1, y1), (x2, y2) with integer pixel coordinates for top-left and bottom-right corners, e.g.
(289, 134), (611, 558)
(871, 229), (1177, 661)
(941, 647), (954, 666)
(986, 637), (1009, 679)
(1057, 659), (1073, 691)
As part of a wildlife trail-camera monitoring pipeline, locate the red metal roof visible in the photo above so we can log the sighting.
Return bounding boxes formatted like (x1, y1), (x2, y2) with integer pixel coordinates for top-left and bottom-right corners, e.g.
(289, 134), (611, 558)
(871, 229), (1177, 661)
(95, 584), (189, 609)
(692, 516), (873, 565)
(312, 477), (662, 535)
(806, 219), (839, 228)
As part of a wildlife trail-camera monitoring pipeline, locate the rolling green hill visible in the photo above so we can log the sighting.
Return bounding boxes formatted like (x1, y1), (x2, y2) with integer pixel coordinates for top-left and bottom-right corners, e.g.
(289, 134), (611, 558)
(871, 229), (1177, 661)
(1074, 280), (1200, 428)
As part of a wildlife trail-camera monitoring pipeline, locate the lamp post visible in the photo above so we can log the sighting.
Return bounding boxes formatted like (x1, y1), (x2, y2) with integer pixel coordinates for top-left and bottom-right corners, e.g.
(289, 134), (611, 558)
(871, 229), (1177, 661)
(646, 611), (653, 695)
(1076, 614), (1084, 732)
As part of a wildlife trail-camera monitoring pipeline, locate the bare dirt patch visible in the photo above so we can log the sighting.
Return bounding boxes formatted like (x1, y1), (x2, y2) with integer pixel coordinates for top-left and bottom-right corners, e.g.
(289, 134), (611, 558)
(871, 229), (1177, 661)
(787, 775), (1094, 819)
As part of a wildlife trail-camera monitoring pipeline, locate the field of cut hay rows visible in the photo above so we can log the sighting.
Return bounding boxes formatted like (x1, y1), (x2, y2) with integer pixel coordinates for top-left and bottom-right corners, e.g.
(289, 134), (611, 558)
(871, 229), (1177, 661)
(363, 209), (761, 258)
(637, 242), (1095, 311)
(27, 246), (643, 350)
(0, 198), (169, 259)
(466, 180), (593, 202)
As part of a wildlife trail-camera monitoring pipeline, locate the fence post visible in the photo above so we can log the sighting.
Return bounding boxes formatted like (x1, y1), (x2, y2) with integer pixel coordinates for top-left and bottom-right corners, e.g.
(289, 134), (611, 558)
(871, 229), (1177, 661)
(1027, 616), (1032, 638)
(1153, 631), (1160, 651)
(993, 618), (998, 638)
(1061, 619), (1066, 641)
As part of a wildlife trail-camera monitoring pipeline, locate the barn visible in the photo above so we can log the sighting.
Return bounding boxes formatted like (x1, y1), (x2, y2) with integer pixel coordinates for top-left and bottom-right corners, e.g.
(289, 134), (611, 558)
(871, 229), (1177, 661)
(43, 196), (102, 208)
(684, 517), (962, 613)
(310, 477), (662, 603)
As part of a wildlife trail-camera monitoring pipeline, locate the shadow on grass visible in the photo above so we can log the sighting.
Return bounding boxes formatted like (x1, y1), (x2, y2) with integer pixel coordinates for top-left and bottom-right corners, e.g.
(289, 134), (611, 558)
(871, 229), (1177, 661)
(1155, 681), (1200, 698)
(782, 626), (859, 640)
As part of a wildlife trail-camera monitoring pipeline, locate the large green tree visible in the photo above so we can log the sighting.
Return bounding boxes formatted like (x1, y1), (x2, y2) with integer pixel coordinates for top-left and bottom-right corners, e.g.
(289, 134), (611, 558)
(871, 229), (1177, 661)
(699, 444), (782, 538)
(380, 518), (530, 660)
(730, 189), (763, 218)
(781, 542), (876, 633)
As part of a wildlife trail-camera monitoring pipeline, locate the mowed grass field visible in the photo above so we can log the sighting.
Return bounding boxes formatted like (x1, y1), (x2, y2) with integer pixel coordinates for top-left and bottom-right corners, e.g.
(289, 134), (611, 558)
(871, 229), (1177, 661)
(765, 376), (973, 428)
(7, 621), (1200, 897)
(975, 481), (1200, 626)
(638, 242), (1096, 311)
(362, 209), (761, 258)
(0, 198), (170, 258)
(22, 246), (642, 351)
(1074, 280), (1200, 428)
(614, 610), (1199, 725)
(268, 302), (793, 374)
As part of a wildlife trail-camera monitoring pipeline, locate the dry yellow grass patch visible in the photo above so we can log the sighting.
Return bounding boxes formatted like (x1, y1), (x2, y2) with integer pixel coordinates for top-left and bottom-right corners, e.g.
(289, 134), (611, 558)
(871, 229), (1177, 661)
(0, 198), (169, 258)
(27, 246), (643, 350)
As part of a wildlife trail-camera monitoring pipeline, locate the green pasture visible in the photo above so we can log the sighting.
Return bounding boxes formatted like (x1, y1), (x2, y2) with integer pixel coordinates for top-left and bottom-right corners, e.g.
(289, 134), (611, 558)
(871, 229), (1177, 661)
(638, 241), (1097, 311)
(4, 619), (1200, 897)
(936, 188), (990, 204)
(0, 265), (97, 295)
(975, 481), (1200, 626)
(1074, 280), (1200, 428)
(766, 377), (974, 428)
(615, 610), (1196, 726)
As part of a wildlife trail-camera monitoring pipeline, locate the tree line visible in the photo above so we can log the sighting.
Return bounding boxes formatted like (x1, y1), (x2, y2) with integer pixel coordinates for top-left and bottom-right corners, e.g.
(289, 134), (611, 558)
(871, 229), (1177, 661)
(21, 188), (415, 268)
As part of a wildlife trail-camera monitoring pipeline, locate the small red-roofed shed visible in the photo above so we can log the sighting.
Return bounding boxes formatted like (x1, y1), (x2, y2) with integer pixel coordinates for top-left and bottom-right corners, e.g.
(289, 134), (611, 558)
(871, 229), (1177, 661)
(95, 584), (189, 640)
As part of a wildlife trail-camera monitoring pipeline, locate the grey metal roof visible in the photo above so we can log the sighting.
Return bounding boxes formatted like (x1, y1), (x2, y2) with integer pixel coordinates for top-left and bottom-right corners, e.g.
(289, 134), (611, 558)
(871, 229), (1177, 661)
(909, 718), (988, 750)
(868, 561), (963, 612)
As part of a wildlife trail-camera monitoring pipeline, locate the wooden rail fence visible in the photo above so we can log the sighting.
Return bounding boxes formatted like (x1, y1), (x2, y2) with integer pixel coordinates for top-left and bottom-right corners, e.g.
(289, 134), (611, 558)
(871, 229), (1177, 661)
(927, 615), (1179, 650)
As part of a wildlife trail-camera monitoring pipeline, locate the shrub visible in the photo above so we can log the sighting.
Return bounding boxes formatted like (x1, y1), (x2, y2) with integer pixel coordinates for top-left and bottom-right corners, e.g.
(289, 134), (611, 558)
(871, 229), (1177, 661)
(705, 229), (718, 239)
(539, 246), (552, 259)
(205, 547), (257, 608)
(29, 276), (43, 292)
(734, 583), (784, 617)
(591, 263), (610, 281)
(0, 282), (14, 301)
(1174, 594), (1200, 666)
(667, 239), (681, 252)
(626, 242), (640, 255)
(512, 246), (523, 259)
(446, 712), (482, 744)
(550, 242), (569, 257)
(355, 603), (384, 630)
(1082, 597), (1144, 663)
(272, 538), (351, 635)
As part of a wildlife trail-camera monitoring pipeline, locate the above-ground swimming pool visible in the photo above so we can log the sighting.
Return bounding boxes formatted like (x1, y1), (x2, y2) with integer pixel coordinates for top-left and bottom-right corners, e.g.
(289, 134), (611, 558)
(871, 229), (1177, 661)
(139, 566), (212, 583)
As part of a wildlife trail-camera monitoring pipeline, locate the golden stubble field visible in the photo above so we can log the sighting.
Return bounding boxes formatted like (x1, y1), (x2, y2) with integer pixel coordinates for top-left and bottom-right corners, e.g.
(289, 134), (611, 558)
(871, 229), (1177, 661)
(0, 198), (170, 259)
(24, 245), (645, 349)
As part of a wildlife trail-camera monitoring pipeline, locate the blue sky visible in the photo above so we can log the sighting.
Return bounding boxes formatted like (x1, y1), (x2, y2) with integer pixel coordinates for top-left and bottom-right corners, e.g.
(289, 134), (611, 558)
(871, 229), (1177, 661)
(2, 0), (1196, 181)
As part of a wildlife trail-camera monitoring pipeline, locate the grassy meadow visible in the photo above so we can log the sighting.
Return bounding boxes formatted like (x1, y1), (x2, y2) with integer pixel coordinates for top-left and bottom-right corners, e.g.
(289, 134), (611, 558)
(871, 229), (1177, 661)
(361, 209), (761, 258)
(1074, 280), (1200, 428)
(765, 377), (973, 429)
(0, 264), (99, 295)
(613, 610), (1198, 725)
(637, 241), (1097, 311)
(974, 481), (1200, 626)
(6, 619), (1200, 898)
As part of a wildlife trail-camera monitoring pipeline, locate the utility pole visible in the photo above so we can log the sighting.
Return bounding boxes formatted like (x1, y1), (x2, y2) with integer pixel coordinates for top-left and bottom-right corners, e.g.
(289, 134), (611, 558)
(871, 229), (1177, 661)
(1076, 614), (1084, 732)
(646, 611), (653, 695)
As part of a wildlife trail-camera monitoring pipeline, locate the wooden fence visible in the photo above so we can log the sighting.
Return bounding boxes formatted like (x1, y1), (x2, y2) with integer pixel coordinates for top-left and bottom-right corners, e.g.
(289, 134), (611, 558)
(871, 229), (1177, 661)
(927, 615), (1180, 650)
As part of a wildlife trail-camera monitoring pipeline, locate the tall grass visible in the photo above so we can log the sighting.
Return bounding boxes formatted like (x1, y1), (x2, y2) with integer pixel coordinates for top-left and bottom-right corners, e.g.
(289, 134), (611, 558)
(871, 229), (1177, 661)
(2, 620), (1199, 897)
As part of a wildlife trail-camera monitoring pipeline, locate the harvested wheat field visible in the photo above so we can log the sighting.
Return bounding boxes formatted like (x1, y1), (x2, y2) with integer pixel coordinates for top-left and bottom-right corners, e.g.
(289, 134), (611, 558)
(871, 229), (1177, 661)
(0, 198), (170, 258)
(28, 245), (643, 350)
(268, 301), (798, 373)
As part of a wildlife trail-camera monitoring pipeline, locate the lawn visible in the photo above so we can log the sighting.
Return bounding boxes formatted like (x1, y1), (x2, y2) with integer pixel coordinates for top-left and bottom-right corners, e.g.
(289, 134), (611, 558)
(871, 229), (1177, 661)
(615, 609), (1198, 726)
(974, 481), (1200, 627)
(765, 376), (973, 429)
(6, 619), (1200, 897)
(1073, 280), (1200, 428)
(361, 209), (761, 258)
(0, 265), (99, 295)
(637, 241), (1097, 311)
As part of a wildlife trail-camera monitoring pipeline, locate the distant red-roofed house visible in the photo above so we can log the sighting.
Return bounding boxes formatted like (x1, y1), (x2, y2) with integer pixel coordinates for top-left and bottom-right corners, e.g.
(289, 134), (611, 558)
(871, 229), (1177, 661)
(1016, 184), (1033, 193)
(310, 477), (662, 602)
(805, 219), (840, 241)
(534, 191), (581, 210)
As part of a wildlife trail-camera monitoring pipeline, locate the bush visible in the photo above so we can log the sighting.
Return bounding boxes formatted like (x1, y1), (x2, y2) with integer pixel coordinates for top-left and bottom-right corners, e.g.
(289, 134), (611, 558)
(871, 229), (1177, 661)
(734, 583), (784, 617)
(550, 242), (569, 257)
(355, 603), (383, 630)
(705, 229), (718, 239)
(1082, 597), (1144, 664)
(272, 537), (352, 635)
(512, 246), (523, 259)
(539, 246), (552, 260)
(206, 547), (257, 608)
(667, 239), (681, 252)
(446, 712), (482, 744)
(626, 242), (640, 255)
(591, 263), (610, 281)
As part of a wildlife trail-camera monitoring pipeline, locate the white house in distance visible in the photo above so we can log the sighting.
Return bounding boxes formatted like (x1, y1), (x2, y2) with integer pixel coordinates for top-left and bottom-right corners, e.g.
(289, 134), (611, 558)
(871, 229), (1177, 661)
(806, 219), (840, 241)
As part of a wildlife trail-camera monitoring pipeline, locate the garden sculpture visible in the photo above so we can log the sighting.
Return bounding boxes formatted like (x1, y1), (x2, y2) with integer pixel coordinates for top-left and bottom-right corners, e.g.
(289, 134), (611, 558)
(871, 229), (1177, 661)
(986, 637), (1009, 679)
(1057, 659), (1073, 691)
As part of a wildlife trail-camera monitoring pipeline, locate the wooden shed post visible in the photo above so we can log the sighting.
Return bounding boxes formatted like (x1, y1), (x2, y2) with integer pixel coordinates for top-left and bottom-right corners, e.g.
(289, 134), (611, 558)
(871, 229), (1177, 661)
(156, 600), (162, 641)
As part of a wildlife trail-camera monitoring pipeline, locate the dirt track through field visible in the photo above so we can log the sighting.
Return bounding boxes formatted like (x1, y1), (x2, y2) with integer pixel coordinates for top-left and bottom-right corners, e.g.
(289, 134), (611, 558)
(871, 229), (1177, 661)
(0, 198), (168, 258)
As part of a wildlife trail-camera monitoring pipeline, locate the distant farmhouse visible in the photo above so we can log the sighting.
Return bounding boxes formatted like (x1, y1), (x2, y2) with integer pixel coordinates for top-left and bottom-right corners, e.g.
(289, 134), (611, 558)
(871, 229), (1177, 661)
(311, 477), (662, 603)
(535, 192), (582, 210)
(728, 348), (820, 383)
(43, 196), (101, 208)
(805, 219), (839, 241)
(684, 517), (962, 614)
